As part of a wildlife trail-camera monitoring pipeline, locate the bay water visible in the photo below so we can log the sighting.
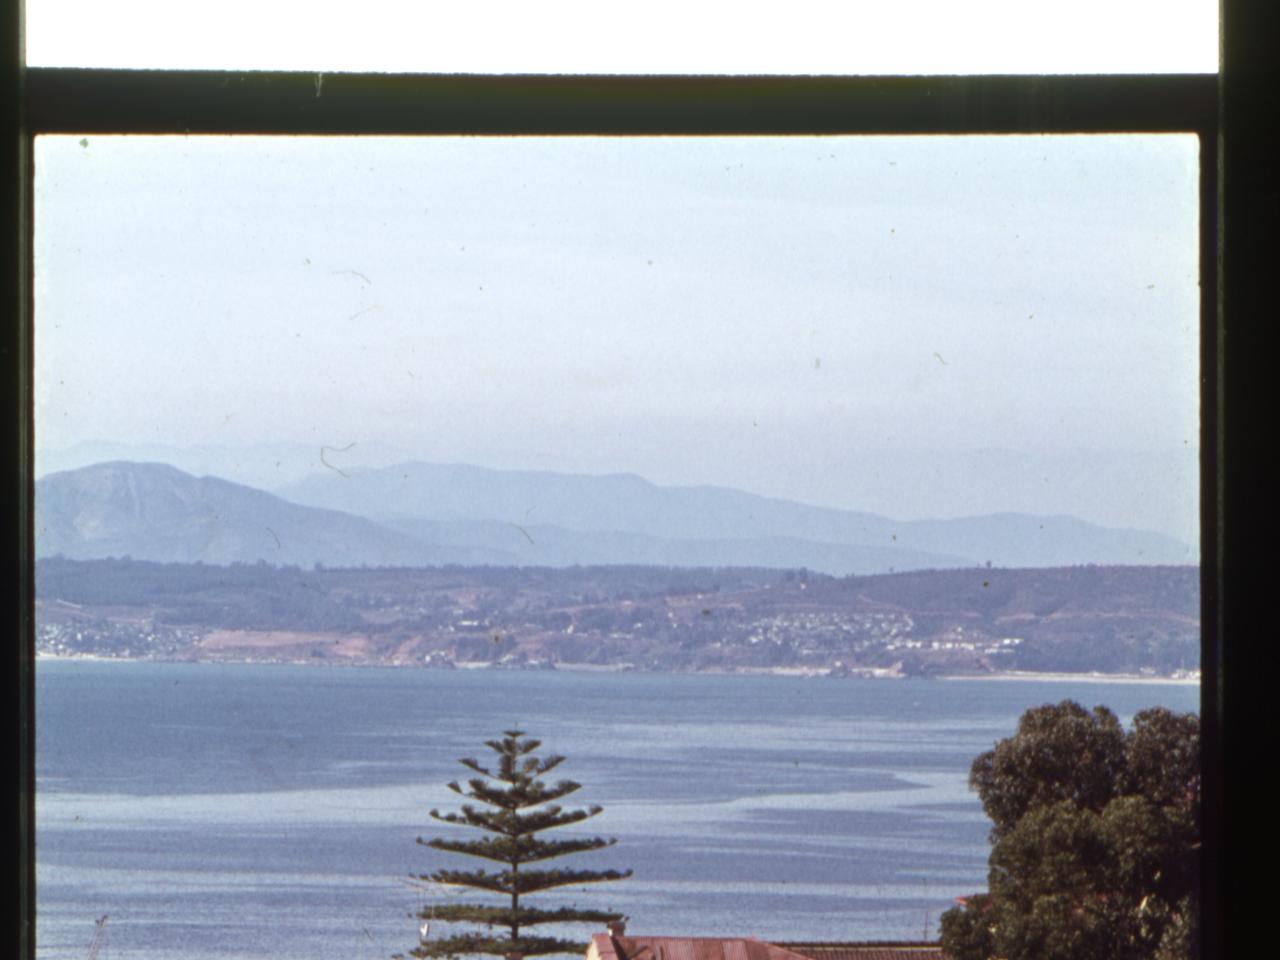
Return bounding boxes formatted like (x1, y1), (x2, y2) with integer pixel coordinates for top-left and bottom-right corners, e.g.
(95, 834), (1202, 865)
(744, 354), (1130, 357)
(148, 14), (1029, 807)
(35, 661), (1199, 960)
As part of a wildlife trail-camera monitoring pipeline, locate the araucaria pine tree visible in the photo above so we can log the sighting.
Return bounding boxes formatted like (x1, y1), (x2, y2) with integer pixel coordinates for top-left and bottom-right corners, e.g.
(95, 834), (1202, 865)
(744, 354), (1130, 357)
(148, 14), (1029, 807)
(411, 730), (631, 959)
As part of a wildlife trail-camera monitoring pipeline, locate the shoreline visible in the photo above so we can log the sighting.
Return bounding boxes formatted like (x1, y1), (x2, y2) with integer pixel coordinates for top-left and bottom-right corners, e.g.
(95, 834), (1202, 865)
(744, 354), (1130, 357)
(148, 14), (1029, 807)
(938, 670), (1200, 686)
(34, 651), (1199, 684)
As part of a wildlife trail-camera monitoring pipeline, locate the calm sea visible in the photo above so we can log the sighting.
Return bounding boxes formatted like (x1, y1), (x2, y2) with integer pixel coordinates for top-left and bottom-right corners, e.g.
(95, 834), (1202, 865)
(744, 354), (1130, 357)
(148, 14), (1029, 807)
(34, 662), (1199, 960)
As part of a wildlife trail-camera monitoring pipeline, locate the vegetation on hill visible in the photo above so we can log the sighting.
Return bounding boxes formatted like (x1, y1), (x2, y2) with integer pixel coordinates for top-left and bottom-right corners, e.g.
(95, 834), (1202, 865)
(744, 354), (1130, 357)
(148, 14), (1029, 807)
(34, 558), (1199, 676)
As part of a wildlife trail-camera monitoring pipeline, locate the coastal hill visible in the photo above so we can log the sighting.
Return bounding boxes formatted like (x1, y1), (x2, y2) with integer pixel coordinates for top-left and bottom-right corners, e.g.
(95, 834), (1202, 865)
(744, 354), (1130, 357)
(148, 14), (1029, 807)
(37, 461), (1191, 576)
(33, 460), (461, 568)
(35, 558), (1199, 677)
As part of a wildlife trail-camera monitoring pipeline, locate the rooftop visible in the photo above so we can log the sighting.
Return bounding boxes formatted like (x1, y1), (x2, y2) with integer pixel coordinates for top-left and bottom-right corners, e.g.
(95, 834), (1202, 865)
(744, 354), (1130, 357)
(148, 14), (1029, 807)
(782, 942), (945, 960)
(587, 930), (945, 960)
(589, 934), (813, 960)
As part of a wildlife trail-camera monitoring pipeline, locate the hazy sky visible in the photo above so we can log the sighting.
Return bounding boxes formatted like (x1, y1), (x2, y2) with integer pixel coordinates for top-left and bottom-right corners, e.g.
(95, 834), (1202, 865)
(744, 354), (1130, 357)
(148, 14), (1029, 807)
(34, 134), (1202, 544)
(24, 0), (1218, 73)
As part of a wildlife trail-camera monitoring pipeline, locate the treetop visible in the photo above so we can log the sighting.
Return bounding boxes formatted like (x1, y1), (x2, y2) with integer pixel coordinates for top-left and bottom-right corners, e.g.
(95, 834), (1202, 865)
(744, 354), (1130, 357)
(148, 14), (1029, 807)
(489, 731), (542, 756)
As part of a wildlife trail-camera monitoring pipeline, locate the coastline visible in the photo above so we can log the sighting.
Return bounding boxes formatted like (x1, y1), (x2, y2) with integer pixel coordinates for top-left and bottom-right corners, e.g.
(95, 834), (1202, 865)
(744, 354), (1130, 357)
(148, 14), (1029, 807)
(939, 670), (1200, 686)
(34, 651), (1199, 685)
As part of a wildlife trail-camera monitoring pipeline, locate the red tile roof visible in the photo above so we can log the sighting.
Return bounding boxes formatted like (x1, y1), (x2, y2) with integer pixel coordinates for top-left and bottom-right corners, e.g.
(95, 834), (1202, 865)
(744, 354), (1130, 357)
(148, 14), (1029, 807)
(589, 935), (945, 960)
(780, 943), (945, 960)
(591, 935), (815, 960)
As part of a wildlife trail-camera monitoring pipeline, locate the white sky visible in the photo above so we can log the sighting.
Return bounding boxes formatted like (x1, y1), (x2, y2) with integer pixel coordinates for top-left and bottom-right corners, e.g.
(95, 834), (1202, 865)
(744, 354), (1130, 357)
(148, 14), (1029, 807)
(34, 134), (1201, 545)
(24, 0), (1218, 74)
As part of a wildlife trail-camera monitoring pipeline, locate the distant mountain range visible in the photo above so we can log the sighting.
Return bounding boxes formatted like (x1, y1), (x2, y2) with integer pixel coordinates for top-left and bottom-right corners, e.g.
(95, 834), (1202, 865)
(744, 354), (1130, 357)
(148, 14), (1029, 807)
(34, 462), (454, 568)
(35, 460), (1193, 574)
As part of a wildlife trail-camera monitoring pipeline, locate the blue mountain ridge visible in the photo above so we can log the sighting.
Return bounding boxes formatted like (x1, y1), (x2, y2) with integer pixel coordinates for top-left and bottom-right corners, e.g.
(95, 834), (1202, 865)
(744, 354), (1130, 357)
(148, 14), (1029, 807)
(35, 459), (1193, 574)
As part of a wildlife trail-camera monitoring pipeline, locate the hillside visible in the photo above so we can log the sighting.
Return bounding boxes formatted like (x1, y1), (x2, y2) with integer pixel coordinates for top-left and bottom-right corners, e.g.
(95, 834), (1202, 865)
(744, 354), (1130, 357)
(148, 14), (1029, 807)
(35, 558), (1200, 677)
(34, 461), (458, 567)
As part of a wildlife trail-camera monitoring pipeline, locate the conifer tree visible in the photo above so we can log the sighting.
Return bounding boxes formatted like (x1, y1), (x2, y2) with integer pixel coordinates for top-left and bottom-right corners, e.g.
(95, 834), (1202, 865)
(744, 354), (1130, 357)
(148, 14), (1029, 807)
(409, 730), (631, 959)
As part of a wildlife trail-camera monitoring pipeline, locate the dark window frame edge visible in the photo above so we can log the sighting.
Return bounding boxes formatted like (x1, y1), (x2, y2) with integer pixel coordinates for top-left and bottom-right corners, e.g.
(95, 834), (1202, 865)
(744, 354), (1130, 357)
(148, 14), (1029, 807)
(23, 69), (1217, 135)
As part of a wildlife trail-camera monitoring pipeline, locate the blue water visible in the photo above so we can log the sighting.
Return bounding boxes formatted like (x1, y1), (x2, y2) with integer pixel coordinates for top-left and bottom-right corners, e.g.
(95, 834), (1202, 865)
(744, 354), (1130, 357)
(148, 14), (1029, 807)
(34, 662), (1199, 960)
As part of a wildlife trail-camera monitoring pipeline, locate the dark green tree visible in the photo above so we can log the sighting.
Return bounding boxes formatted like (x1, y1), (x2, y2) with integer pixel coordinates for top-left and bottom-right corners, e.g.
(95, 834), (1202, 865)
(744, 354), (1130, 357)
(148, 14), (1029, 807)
(938, 894), (994, 960)
(942, 701), (1199, 960)
(968, 701), (1127, 840)
(408, 730), (631, 959)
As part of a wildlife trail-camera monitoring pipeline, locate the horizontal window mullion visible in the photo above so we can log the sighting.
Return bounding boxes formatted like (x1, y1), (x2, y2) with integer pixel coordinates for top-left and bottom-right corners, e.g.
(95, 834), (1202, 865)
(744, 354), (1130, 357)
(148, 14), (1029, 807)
(23, 69), (1217, 136)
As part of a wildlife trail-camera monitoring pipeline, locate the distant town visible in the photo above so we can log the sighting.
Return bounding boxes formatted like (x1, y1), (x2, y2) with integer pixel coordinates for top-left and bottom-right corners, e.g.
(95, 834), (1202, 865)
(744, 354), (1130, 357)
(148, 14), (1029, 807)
(35, 558), (1200, 680)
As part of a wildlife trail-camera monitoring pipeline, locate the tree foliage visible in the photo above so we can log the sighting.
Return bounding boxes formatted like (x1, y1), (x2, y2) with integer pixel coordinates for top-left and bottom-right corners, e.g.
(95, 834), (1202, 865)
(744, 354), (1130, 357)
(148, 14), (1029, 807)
(941, 701), (1199, 960)
(408, 730), (631, 959)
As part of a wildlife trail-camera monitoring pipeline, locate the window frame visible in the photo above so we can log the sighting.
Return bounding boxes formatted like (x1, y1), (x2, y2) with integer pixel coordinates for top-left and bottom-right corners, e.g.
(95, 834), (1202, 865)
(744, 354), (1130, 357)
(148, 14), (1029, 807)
(9, 34), (1245, 960)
